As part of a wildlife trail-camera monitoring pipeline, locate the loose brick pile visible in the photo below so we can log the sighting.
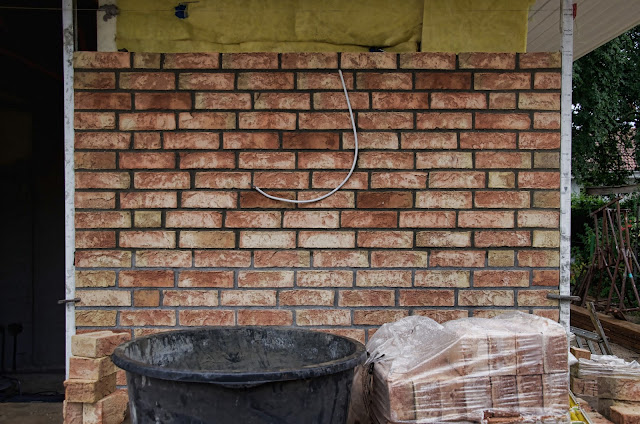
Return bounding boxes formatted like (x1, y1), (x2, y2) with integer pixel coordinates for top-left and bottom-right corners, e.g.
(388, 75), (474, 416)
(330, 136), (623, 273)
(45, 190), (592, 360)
(73, 51), (561, 340)
(64, 331), (130, 424)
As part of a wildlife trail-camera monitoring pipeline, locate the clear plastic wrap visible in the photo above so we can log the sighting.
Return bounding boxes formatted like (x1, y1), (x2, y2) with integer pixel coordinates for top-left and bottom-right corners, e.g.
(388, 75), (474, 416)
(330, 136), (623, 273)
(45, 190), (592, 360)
(348, 312), (570, 424)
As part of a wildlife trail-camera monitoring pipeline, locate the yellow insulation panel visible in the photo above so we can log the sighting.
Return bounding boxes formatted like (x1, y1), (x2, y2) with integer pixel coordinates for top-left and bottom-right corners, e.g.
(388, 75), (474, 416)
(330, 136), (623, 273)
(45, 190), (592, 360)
(115, 0), (534, 53)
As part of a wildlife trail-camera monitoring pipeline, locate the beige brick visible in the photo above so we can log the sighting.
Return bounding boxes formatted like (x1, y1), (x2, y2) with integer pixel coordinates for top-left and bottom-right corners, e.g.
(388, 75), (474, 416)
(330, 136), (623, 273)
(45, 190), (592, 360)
(71, 331), (130, 358)
(83, 388), (129, 424)
(64, 373), (116, 403)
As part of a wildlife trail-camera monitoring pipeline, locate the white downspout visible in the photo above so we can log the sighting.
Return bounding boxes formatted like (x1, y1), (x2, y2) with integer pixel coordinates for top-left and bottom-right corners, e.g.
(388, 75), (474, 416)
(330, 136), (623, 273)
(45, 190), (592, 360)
(62, 0), (76, 379)
(559, 0), (574, 331)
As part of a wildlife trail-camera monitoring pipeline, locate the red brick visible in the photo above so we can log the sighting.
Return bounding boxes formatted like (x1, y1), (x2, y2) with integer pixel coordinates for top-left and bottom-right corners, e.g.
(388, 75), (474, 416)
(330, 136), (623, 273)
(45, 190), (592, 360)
(343, 132), (399, 150)
(282, 132), (338, 150)
(134, 52), (160, 68)
(195, 172), (251, 189)
(412, 309), (469, 323)
(341, 52), (396, 69)
(429, 250), (485, 267)
(179, 231), (235, 248)
(238, 112), (296, 129)
(119, 72), (174, 90)
(179, 152), (235, 169)
(371, 92), (428, 109)
(458, 290), (514, 306)
(82, 388), (129, 424)
(310, 171), (363, 190)
(75, 250), (131, 268)
(283, 211), (338, 228)
(416, 231), (471, 247)
(519, 172), (560, 189)
(299, 112), (352, 130)
(238, 271), (294, 288)
(74, 72), (115, 89)
(358, 112), (413, 130)
(415, 191), (472, 209)
(239, 231), (296, 249)
(281, 52), (338, 69)
(534, 72), (561, 89)
(120, 231), (175, 248)
(415, 72), (471, 89)
(297, 72), (354, 90)
(178, 73), (234, 90)
(356, 72), (412, 91)
(459, 211), (514, 228)
(356, 270), (412, 287)
(357, 231), (412, 248)
(178, 270), (234, 288)
(338, 290), (394, 307)
(254, 250), (310, 268)
(237, 72), (293, 90)
(220, 290), (276, 306)
(298, 152), (353, 170)
(222, 133), (278, 150)
(254, 92), (310, 110)
(474, 73), (531, 90)
(474, 270), (530, 287)
(75, 192), (115, 209)
(399, 211), (456, 228)
(311, 251), (369, 268)
(298, 231), (354, 248)
(533, 112), (561, 129)
(297, 270), (354, 286)
(459, 132), (516, 149)
(254, 171), (309, 189)
(179, 310), (234, 326)
(357, 192), (412, 208)
(164, 53), (219, 68)
(181, 191), (236, 208)
(134, 290), (160, 307)
(119, 112), (175, 131)
(475, 113), (531, 129)
(195, 93), (251, 110)
(518, 290), (558, 307)
(74, 52), (130, 68)
(178, 112), (235, 129)
(353, 310), (408, 325)
(429, 171), (485, 188)
(120, 192), (177, 209)
(415, 270), (470, 287)
(237, 310), (293, 326)
(134, 132), (161, 149)
(417, 112), (472, 129)
(74, 112), (115, 129)
(518, 211), (559, 228)
(120, 152), (175, 169)
(475, 191), (530, 208)
(519, 93), (560, 110)
(401, 132), (457, 150)
(225, 211), (280, 228)
(71, 331), (131, 358)
(609, 403), (640, 424)
(75, 92), (131, 110)
(417, 152), (472, 169)
(341, 211), (397, 228)
(359, 152), (414, 169)
(221, 52), (277, 68)
(194, 251), (251, 268)
(400, 52), (455, 69)
(532, 270), (559, 286)
(135, 250), (191, 267)
(133, 172), (189, 189)
(296, 309), (351, 326)
(297, 191), (355, 209)
(135, 92), (191, 110)
(371, 251), (428, 268)
(489, 92), (517, 109)
(64, 374), (117, 403)
(519, 132), (560, 149)
(369, 172), (425, 189)
(431, 92), (487, 109)
(75, 132), (130, 149)
(476, 152), (531, 169)
(63, 400), (83, 424)
(76, 172), (129, 190)
(399, 290), (455, 306)
(75, 211), (130, 229)
(475, 230), (531, 247)
(119, 270), (174, 288)
(460, 53), (515, 69)
(519, 52), (561, 69)
(73, 152), (116, 169)
(240, 191), (296, 209)
(518, 250), (559, 267)
(163, 290), (218, 307)
(313, 92), (369, 110)
(280, 289), (334, 306)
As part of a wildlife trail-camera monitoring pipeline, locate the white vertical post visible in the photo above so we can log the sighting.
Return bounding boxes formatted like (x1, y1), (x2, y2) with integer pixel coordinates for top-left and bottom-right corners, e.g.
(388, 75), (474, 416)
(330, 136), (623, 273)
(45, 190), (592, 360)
(62, 0), (76, 379)
(559, 0), (574, 331)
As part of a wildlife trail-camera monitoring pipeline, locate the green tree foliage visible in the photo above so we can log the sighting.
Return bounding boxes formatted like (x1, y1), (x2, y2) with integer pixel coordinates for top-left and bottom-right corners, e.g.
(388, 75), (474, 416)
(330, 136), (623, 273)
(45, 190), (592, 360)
(572, 26), (640, 186)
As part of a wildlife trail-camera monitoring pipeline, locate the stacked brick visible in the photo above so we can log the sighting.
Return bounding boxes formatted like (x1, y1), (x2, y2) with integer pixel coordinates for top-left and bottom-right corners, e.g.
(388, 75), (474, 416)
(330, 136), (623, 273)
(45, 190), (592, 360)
(64, 331), (130, 424)
(73, 51), (561, 341)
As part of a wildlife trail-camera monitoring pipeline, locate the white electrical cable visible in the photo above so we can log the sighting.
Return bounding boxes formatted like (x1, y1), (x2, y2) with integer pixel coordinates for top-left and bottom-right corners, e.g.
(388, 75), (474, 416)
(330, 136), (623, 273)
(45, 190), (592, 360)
(253, 69), (358, 204)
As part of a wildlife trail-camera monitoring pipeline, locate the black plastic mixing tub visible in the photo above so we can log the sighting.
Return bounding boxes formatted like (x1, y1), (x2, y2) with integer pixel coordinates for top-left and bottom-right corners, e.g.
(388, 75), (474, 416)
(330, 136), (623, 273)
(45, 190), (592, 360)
(111, 327), (366, 424)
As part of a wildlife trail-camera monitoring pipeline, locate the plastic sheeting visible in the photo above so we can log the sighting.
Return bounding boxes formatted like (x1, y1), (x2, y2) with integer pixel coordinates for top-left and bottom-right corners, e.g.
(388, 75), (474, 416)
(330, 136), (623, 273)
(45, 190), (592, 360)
(115, 0), (533, 53)
(349, 312), (569, 423)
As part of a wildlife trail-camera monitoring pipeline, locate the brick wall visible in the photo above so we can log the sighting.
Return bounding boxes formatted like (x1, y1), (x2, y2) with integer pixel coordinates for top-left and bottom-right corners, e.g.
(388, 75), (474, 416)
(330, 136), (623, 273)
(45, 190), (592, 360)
(73, 51), (561, 343)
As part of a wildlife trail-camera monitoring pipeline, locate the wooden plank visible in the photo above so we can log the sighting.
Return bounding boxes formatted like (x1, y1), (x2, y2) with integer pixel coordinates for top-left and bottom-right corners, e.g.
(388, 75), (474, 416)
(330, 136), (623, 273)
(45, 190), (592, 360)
(571, 304), (640, 351)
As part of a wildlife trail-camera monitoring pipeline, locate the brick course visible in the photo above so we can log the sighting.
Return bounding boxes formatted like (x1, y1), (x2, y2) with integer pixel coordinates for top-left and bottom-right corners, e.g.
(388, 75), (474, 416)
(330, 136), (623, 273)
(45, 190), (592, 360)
(74, 52), (560, 341)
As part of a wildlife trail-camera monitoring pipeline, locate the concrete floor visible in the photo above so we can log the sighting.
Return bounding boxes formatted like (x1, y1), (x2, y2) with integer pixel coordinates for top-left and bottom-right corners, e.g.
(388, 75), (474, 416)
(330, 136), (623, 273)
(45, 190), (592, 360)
(0, 402), (62, 424)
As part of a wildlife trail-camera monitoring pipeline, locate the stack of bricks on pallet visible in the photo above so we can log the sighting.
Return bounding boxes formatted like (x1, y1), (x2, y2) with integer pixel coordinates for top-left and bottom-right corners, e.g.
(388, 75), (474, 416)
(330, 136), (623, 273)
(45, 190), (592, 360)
(598, 376), (640, 424)
(64, 331), (130, 424)
(370, 316), (568, 423)
(570, 347), (598, 398)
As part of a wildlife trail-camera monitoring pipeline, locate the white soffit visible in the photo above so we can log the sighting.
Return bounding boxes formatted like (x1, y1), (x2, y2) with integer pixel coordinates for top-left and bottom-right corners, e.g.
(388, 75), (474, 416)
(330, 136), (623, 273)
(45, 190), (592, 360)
(527, 0), (640, 60)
